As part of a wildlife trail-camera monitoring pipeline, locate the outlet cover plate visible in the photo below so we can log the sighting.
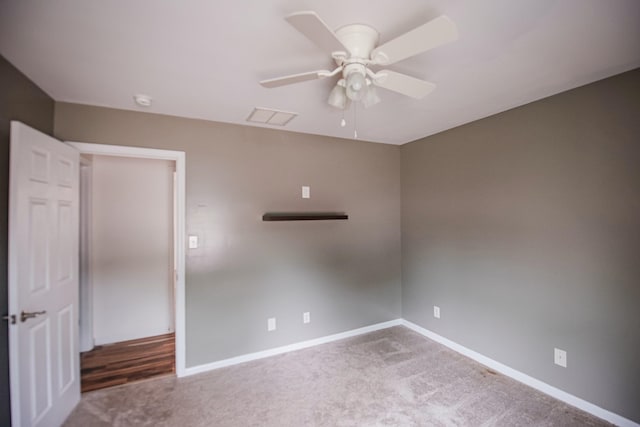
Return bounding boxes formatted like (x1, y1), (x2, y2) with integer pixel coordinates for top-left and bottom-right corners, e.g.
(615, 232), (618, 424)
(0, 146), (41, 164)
(267, 317), (276, 332)
(303, 312), (310, 324)
(554, 348), (567, 367)
(434, 306), (441, 319)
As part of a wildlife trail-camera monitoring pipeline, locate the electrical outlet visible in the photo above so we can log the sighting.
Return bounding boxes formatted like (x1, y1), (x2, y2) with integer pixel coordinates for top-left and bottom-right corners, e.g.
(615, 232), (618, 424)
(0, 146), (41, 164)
(188, 235), (198, 249)
(267, 317), (276, 332)
(303, 312), (310, 324)
(302, 186), (310, 199)
(554, 348), (567, 367)
(433, 306), (441, 319)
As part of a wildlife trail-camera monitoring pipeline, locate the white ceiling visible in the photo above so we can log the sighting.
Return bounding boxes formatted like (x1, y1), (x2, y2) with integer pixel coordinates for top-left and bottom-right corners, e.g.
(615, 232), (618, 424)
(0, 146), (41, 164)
(1, 0), (639, 145)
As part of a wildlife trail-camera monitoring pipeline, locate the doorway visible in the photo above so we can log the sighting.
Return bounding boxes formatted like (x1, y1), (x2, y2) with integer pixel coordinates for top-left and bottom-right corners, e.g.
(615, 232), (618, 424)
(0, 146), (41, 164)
(78, 153), (176, 391)
(69, 142), (186, 386)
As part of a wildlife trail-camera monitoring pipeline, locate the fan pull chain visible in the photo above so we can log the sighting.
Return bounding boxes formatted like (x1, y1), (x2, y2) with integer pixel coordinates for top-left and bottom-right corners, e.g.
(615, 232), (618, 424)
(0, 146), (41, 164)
(353, 102), (358, 139)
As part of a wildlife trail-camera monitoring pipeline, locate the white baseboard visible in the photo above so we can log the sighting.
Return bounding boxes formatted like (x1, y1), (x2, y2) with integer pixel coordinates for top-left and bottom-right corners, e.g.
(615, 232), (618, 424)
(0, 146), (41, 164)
(183, 319), (403, 377)
(401, 319), (639, 427)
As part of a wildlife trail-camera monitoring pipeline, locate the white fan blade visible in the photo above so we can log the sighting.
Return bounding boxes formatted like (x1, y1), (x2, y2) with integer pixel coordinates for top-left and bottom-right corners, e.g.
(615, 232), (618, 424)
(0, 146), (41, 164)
(285, 11), (348, 54)
(371, 15), (458, 65)
(260, 70), (331, 88)
(373, 70), (436, 99)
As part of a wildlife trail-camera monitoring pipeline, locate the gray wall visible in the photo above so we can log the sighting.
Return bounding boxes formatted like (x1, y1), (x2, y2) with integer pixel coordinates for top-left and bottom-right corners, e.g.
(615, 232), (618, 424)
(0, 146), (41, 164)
(401, 69), (640, 422)
(54, 103), (402, 366)
(0, 54), (55, 426)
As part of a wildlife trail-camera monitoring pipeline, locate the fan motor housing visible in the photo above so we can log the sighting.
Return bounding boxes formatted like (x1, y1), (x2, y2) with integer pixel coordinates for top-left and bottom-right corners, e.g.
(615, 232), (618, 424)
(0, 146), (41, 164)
(334, 24), (379, 60)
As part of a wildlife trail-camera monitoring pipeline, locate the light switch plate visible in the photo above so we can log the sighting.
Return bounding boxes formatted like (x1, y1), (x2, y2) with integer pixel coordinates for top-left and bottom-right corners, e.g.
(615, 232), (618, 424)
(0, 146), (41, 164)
(302, 186), (310, 199)
(433, 306), (441, 319)
(188, 235), (198, 249)
(303, 312), (310, 324)
(267, 317), (276, 331)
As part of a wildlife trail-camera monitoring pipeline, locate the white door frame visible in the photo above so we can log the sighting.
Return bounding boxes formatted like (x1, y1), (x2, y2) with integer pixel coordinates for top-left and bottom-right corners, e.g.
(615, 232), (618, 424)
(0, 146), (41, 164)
(68, 142), (187, 377)
(78, 156), (94, 352)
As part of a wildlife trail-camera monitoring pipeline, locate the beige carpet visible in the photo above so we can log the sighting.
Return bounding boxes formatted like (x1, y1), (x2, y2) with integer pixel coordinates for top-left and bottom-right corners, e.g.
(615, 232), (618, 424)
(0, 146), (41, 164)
(64, 326), (611, 426)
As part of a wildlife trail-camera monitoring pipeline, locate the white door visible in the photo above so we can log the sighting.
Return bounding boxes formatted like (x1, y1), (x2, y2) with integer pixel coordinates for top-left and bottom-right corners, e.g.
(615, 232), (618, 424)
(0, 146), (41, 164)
(8, 122), (80, 427)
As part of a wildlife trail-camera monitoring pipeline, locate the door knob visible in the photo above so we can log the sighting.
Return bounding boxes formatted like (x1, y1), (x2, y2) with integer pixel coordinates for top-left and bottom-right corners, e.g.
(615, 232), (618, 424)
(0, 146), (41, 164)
(21, 310), (46, 323)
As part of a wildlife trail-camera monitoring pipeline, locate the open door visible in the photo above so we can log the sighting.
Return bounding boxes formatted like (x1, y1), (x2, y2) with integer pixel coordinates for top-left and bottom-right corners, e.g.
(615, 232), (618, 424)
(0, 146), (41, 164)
(8, 122), (80, 426)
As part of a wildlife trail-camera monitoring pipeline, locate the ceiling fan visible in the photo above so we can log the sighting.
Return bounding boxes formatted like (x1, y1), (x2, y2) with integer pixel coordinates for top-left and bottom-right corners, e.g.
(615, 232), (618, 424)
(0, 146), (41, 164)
(260, 11), (458, 109)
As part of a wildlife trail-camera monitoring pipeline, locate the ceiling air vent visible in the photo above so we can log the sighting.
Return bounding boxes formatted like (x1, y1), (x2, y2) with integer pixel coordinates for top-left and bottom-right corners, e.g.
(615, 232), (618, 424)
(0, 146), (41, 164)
(246, 108), (297, 126)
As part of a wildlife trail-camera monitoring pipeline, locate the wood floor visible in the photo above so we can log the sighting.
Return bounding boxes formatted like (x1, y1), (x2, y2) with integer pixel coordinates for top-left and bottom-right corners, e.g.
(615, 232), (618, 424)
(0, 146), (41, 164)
(80, 333), (175, 393)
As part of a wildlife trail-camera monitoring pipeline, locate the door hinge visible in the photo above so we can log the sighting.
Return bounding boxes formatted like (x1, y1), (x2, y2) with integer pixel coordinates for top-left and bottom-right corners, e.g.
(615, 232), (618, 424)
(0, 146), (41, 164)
(2, 314), (17, 325)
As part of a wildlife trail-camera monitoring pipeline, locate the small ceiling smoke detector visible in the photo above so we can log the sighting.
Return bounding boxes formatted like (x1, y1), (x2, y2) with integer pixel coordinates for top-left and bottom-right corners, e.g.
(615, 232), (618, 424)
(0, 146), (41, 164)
(247, 107), (297, 126)
(134, 94), (152, 107)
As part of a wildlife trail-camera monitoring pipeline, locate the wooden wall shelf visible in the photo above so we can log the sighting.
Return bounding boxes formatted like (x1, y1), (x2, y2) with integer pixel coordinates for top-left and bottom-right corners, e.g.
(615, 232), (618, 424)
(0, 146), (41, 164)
(262, 212), (348, 221)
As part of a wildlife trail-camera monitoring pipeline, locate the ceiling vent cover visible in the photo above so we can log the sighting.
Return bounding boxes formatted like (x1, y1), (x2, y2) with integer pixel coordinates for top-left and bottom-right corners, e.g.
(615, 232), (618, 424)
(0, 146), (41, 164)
(247, 108), (297, 126)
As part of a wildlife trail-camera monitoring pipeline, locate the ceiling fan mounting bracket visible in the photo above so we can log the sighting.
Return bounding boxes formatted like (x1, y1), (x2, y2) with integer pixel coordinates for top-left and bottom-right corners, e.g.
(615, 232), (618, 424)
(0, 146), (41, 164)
(331, 51), (348, 62)
(370, 70), (388, 84)
(371, 51), (389, 65)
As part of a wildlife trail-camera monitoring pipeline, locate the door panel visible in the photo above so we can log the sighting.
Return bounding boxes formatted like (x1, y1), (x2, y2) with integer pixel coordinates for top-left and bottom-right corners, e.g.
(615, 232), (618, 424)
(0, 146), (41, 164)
(29, 149), (50, 183)
(29, 199), (49, 293)
(30, 319), (52, 424)
(9, 121), (80, 427)
(57, 305), (75, 393)
(57, 201), (73, 282)
(57, 158), (74, 187)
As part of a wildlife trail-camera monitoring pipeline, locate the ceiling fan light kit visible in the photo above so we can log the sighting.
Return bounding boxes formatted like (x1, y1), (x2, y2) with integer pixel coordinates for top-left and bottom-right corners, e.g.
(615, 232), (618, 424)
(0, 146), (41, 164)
(260, 10), (458, 128)
(345, 69), (367, 101)
(328, 84), (351, 110)
(362, 85), (381, 109)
